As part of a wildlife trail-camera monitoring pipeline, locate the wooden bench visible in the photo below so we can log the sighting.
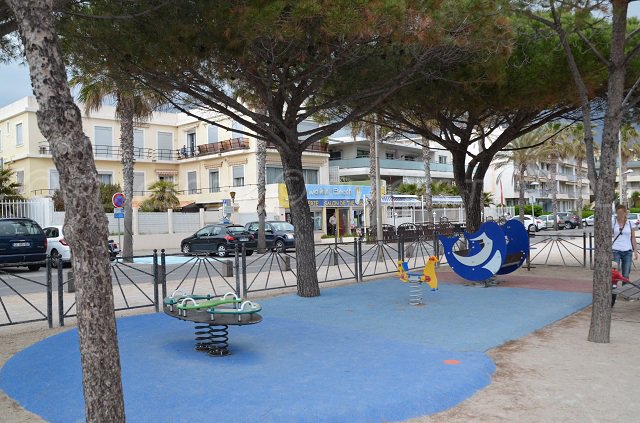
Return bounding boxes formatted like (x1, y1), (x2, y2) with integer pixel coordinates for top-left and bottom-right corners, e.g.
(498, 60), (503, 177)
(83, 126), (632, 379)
(612, 280), (640, 300)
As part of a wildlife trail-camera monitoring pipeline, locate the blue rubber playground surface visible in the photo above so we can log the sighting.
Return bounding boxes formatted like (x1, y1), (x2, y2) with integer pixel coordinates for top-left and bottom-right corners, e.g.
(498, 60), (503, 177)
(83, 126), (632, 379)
(0, 279), (592, 422)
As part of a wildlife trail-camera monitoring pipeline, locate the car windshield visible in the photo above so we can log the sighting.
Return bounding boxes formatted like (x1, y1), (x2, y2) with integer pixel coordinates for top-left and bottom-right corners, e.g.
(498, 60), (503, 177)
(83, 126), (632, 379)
(270, 222), (294, 232)
(227, 226), (247, 233)
(0, 220), (43, 236)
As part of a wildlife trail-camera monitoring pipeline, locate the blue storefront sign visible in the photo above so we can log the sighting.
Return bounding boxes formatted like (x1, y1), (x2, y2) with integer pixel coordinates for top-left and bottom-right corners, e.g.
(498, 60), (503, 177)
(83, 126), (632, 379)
(305, 184), (371, 207)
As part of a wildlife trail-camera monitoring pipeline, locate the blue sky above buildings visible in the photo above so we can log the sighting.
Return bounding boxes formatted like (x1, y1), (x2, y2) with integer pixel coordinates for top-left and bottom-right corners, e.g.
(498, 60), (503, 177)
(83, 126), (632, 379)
(1, 4), (640, 106)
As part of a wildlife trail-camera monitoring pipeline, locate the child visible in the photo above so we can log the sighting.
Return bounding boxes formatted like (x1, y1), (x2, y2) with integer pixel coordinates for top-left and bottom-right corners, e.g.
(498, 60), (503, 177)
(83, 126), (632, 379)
(612, 261), (631, 307)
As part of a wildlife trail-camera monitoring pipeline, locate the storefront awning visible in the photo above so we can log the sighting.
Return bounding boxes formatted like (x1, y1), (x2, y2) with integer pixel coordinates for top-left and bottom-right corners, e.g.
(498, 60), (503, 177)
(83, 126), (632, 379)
(155, 169), (178, 176)
(432, 195), (463, 205)
(381, 195), (421, 206)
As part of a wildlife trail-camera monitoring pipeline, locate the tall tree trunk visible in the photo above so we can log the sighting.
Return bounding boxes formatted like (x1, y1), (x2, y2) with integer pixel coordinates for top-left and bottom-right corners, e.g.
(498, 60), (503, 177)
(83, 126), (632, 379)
(422, 140), (432, 222)
(279, 145), (320, 297)
(452, 151), (484, 233)
(118, 92), (135, 261)
(550, 160), (559, 230)
(256, 137), (267, 252)
(368, 130), (377, 227)
(588, 1), (629, 343)
(576, 159), (584, 228)
(518, 164), (526, 221)
(7, 1), (125, 421)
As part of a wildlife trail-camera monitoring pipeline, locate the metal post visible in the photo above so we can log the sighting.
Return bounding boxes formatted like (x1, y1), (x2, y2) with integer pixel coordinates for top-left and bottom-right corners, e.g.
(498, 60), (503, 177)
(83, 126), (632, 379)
(153, 250), (159, 312)
(46, 256), (52, 328)
(241, 243), (247, 298)
(234, 244), (241, 296)
(582, 232), (586, 267)
(160, 249), (167, 300)
(589, 232), (594, 269)
(117, 217), (121, 257)
(354, 239), (359, 282)
(57, 258), (64, 325)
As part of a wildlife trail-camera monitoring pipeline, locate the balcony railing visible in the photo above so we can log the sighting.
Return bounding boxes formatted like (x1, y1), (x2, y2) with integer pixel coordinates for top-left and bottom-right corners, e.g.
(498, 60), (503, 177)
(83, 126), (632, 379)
(38, 143), (179, 161)
(183, 137), (250, 159)
(267, 141), (328, 153)
(328, 157), (453, 172)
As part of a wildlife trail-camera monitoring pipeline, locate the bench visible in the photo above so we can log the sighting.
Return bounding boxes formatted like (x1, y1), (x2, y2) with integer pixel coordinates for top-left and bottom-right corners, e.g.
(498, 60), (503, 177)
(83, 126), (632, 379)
(455, 249), (525, 287)
(612, 281), (640, 300)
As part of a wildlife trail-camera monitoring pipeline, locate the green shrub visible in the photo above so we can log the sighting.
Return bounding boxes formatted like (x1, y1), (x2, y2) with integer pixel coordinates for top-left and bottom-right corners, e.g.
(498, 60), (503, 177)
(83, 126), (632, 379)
(630, 208), (640, 214)
(514, 205), (543, 216)
(582, 210), (594, 218)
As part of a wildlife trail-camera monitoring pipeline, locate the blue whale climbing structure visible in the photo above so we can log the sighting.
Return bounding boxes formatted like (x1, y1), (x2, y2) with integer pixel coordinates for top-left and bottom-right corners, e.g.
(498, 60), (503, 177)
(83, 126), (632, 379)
(439, 220), (529, 282)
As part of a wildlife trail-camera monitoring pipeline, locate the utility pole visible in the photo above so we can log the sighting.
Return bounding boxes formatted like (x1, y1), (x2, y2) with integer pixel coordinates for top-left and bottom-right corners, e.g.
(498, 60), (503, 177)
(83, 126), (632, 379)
(375, 118), (383, 242)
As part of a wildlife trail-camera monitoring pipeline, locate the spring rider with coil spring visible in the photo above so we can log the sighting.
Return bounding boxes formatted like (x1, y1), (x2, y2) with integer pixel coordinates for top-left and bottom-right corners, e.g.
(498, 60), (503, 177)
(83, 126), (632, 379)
(396, 256), (439, 305)
(163, 290), (262, 356)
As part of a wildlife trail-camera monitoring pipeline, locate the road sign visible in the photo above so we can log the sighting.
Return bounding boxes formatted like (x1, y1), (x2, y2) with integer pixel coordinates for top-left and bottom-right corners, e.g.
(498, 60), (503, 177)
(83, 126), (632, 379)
(223, 205), (234, 215)
(222, 199), (231, 207)
(114, 207), (124, 219)
(112, 192), (126, 208)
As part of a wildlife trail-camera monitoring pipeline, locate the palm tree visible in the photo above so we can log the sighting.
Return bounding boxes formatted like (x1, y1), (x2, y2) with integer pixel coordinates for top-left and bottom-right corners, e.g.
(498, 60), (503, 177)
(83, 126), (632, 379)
(619, 124), (640, 207)
(141, 180), (180, 212)
(422, 139), (433, 222)
(351, 118), (385, 228)
(482, 192), (494, 207)
(0, 167), (25, 203)
(494, 130), (546, 223)
(540, 125), (573, 230)
(567, 123), (599, 227)
(70, 75), (162, 259)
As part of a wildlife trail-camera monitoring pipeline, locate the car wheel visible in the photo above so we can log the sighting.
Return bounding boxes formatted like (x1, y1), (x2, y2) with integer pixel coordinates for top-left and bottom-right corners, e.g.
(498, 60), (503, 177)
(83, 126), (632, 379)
(182, 243), (191, 255)
(245, 250), (254, 256)
(28, 265), (40, 272)
(528, 224), (536, 232)
(50, 249), (60, 268)
(274, 239), (285, 253)
(564, 222), (573, 230)
(217, 244), (227, 257)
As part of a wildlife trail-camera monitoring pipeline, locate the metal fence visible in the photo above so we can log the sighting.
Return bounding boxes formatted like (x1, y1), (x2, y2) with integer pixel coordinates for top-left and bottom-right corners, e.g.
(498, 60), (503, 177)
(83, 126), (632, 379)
(0, 229), (598, 330)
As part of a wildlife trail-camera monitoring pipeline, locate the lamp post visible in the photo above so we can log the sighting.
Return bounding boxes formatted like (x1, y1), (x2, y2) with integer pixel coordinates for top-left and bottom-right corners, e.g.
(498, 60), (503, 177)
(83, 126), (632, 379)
(527, 182), (539, 218)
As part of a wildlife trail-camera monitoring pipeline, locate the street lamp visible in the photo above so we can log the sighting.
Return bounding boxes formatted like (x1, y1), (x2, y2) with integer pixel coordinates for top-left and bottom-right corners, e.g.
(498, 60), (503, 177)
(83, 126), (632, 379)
(527, 182), (539, 217)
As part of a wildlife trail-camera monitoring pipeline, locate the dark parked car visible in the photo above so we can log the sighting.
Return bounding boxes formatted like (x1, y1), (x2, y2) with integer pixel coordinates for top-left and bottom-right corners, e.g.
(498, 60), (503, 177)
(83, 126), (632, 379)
(244, 221), (296, 252)
(181, 224), (256, 257)
(0, 218), (47, 271)
(561, 211), (581, 229)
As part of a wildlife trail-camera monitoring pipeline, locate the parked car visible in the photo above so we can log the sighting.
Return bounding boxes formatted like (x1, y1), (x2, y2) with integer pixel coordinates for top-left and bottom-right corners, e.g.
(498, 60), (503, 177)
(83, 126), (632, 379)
(537, 214), (559, 229)
(561, 211), (581, 229)
(44, 226), (121, 265)
(582, 214), (595, 226)
(0, 218), (47, 271)
(244, 221), (295, 252)
(511, 215), (543, 232)
(44, 226), (71, 267)
(627, 212), (640, 230)
(181, 224), (256, 257)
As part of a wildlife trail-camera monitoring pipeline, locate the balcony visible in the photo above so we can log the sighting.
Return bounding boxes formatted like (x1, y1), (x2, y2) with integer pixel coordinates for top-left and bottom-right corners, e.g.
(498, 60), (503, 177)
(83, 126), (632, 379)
(267, 141), (328, 153)
(183, 137), (250, 159)
(329, 157), (453, 173)
(38, 142), (179, 161)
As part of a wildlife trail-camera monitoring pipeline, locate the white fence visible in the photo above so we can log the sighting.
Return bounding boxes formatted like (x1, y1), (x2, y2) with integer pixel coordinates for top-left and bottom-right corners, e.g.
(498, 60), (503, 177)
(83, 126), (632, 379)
(0, 198), (54, 227)
(385, 205), (516, 226)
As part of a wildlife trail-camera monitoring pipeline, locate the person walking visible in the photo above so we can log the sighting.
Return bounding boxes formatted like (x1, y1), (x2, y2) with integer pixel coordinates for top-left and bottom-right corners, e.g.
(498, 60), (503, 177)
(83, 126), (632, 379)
(612, 204), (638, 306)
(329, 213), (337, 236)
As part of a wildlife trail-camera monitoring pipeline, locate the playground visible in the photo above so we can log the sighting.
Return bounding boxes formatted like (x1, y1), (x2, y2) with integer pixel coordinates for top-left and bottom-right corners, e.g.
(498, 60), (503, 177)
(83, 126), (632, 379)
(0, 271), (596, 423)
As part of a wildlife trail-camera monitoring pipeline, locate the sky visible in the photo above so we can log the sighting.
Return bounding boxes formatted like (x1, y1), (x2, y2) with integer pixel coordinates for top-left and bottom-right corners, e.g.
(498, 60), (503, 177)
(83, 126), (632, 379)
(1, 4), (640, 107)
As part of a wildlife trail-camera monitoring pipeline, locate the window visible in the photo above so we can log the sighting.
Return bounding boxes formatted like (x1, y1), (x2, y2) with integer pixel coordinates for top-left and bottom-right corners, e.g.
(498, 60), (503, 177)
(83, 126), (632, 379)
(404, 155), (415, 161)
(207, 125), (218, 143)
(159, 175), (175, 184)
(97, 172), (113, 185)
(266, 166), (284, 184)
(385, 152), (395, 160)
(231, 121), (243, 138)
(44, 227), (59, 238)
(187, 171), (198, 194)
(15, 170), (24, 194)
(302, 168), (318, 184)
(211, 226), (223, 236)
(209, 169), (220, 192)
(247, 223), (259, 232)
(329, 151), (342, 160)
(232, 165), (245, 187)
(49, 169), (60, 191)
(15, 123), (23, 146)
(0, 220), (43, 236)
(438, 156), (447, 164)
(187, 132), (196, 155)
(133, 172), (145, 195)
(356, 149), (369, 158)
(133, 129), (145, 158)
(196, 227), (211, 237)
(157, 132), (173, 160)
(94, 126), (113, 156)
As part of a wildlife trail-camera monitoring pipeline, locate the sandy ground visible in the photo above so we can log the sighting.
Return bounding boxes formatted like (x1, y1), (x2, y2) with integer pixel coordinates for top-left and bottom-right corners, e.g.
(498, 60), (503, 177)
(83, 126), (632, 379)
(1, 266), (639, 422)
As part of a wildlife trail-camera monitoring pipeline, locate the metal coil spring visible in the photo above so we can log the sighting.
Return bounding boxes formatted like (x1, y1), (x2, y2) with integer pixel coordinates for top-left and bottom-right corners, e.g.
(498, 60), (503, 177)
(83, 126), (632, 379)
(409, 282), (423, 305)
(193, 323), (230, 356)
